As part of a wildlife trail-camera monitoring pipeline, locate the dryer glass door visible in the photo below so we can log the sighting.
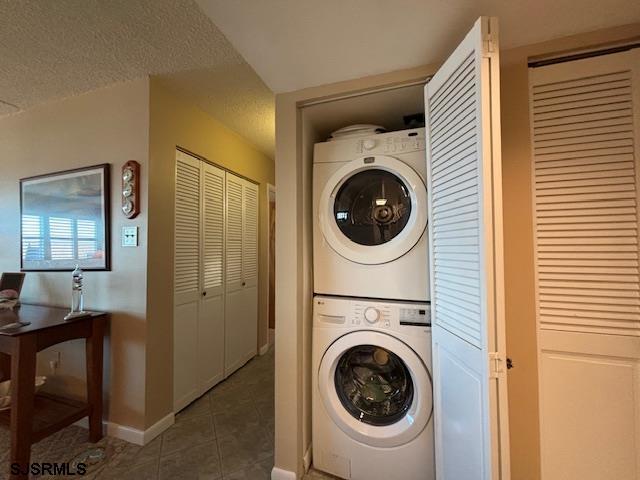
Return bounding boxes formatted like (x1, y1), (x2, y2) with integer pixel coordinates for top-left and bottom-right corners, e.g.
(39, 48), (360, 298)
(334, 170), (412, 246)
(319, 155), (428, 265)
(335, 344), (414, 426)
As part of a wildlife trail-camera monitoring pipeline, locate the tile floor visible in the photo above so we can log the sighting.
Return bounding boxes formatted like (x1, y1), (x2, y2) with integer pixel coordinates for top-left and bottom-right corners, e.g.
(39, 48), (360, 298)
(0, 348), (334, 479)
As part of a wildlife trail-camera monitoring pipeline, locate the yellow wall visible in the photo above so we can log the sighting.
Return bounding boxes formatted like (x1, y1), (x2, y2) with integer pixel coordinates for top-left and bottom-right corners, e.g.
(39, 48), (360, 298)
(145, 79), (275, 426)
(274, 23), (640, 479)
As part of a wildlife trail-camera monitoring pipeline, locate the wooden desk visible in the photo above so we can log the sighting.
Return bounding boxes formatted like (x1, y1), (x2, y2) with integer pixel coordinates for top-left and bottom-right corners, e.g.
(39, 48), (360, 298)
(0, 304), (107, 480)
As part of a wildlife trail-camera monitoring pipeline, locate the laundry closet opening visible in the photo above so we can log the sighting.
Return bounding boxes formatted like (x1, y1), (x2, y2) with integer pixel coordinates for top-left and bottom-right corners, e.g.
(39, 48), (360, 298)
(298, 79), (430, 471)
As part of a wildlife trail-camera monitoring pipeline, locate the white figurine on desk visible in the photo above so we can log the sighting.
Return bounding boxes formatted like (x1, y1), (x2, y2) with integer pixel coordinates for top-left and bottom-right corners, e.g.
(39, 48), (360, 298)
(64, 265), (87, 320)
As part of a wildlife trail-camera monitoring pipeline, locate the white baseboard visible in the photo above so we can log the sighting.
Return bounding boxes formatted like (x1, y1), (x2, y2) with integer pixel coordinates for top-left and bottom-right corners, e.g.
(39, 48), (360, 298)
(142, 412), (175, 444)
(259, 343), (270, 356)
(303, 444), (312, 472)
(74, 412), (174, 446)
(105, 422), (145, 445)
(271, 467), (297, 480)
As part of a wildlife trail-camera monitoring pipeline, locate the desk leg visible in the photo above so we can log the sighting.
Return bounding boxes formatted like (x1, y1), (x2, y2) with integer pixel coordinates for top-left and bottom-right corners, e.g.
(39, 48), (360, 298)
(9, 336), (36, 480)
(86, 319), (104, 443)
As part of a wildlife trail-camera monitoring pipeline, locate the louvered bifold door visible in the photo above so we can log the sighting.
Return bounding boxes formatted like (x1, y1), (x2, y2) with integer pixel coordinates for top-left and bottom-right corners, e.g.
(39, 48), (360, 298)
(173, 150), (201, 411)
(224, 173), (252, 376)
(531, 49), (640, 480)
(198, 162), (226, 392)
(203, 164), (225, 298)
(425, 17), (510, 480)
(241, 180), (259, 360)
(225, 174), (244, 294)
(242, 181), (259, 289)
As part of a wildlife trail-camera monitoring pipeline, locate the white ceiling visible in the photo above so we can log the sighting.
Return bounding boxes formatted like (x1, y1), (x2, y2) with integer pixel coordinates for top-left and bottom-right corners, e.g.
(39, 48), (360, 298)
(0, 0), (275, 156)
(196, 0), (640, 93)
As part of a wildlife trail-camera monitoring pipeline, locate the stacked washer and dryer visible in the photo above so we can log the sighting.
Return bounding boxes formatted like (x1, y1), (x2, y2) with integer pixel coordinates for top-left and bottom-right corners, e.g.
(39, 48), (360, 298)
(312, 125), (435, 480)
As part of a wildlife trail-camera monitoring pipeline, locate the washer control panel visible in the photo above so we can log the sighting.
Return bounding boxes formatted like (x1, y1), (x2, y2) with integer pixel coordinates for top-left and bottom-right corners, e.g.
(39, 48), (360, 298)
(349, 300), (430, 330)
(399, 307), (430, 326)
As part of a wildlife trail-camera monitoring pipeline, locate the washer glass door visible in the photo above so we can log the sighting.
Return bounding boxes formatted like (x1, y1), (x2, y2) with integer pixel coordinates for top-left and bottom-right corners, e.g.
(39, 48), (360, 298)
(318, 330), (432, 448)
(335, 344), (413, 426)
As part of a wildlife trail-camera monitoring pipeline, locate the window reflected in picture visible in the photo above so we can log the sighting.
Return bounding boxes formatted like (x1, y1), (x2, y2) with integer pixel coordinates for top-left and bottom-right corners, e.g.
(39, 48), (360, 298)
(20, 164), (111, 271)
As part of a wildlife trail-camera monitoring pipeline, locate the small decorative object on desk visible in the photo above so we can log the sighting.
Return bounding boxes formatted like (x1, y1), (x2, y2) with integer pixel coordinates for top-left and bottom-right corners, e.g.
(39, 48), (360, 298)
(64, 265), (87, 320)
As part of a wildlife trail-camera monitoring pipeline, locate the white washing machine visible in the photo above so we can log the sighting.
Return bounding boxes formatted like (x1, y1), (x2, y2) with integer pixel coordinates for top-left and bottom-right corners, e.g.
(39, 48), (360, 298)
(312, 295), (434, 480)
(313, 128), (430, 301)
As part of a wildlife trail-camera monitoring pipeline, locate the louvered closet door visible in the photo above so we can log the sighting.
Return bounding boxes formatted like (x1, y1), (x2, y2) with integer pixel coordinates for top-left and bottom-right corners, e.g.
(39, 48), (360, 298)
(224, 174), (259, 375)
(225, 174), (244, 295)
(198, 162), (225, 392)
(425, 17), (510, 480)
(240, 180), (259, 361)
(243, 181), (259, 289)
(174, 150), (201, 411)
(531, 48), (640, 480)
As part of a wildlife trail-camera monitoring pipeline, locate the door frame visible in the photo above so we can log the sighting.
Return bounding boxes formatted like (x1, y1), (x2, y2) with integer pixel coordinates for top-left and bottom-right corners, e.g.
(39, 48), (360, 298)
(262, 182), (276, 355)
(275, 65), (435, 478)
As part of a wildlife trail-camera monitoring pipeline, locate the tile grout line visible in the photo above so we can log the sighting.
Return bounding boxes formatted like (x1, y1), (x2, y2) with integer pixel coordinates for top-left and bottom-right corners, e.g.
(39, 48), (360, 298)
(156, 425), (166, 479)
(209, 388), (226, 480)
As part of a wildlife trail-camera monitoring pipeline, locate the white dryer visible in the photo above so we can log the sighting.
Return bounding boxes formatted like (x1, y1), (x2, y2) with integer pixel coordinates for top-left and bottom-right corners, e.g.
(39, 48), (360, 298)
(312, 295), (434, 480)
(313, 128), (429, 301)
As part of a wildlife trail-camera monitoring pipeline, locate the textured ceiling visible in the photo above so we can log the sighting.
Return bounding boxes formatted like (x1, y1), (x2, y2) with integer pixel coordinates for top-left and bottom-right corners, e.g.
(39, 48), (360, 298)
(0, 0), (275, 156)
(196, 0), (640, 93)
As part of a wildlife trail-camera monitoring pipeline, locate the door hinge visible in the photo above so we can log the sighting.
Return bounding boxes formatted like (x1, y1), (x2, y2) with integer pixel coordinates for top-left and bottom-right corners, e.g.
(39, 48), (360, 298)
(489, 352), (504, 378)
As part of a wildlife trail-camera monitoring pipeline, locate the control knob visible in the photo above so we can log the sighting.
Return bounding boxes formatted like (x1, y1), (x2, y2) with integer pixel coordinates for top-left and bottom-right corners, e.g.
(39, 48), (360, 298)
(362, 139), (377, 150)
(364, 307), (380, 324)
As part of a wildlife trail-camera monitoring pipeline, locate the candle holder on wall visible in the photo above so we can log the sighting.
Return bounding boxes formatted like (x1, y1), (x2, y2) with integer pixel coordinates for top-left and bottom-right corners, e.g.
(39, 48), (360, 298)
(121, 160), (140, 219)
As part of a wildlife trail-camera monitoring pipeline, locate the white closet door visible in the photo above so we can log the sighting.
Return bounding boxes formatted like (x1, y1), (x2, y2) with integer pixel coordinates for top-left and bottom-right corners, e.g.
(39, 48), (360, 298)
(174, 150), (201, 411)
(225, 174), (244, 294)
(425, 17), (510, 480)
(241, 180), (259, 360)
(243, 181), (259, 289)
(531, 48), (640, 480)
(198, 162), (226, 392)
(225, 173), (249, 375)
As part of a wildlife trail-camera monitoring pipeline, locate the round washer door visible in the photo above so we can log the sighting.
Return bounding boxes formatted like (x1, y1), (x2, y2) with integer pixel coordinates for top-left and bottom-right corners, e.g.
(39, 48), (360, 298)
(318, 330), (432, 448)
(319, 155), (427, 265)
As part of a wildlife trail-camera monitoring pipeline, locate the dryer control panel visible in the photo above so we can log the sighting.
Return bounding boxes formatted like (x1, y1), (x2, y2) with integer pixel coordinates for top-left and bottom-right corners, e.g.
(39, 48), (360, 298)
(356, 130), (426, 155)
(313, 127), (426, 165)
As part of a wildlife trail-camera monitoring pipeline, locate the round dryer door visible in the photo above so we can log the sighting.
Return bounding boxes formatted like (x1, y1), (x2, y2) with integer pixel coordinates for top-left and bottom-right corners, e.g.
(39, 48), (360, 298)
(318, 330), (432, 448)
(319, 155), (427, 265)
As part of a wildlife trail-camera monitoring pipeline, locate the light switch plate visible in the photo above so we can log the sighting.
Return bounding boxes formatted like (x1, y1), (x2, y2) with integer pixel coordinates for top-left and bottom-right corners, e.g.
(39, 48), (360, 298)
(122, 226), (138, 247)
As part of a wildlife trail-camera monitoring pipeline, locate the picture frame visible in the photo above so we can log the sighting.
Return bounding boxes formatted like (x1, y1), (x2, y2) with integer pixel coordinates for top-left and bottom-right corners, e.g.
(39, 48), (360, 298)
(20, 164), (111, 271)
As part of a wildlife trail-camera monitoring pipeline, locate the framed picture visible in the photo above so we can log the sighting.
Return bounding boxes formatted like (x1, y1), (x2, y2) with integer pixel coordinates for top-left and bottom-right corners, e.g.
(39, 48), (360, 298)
(20, 164), (111, 271)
